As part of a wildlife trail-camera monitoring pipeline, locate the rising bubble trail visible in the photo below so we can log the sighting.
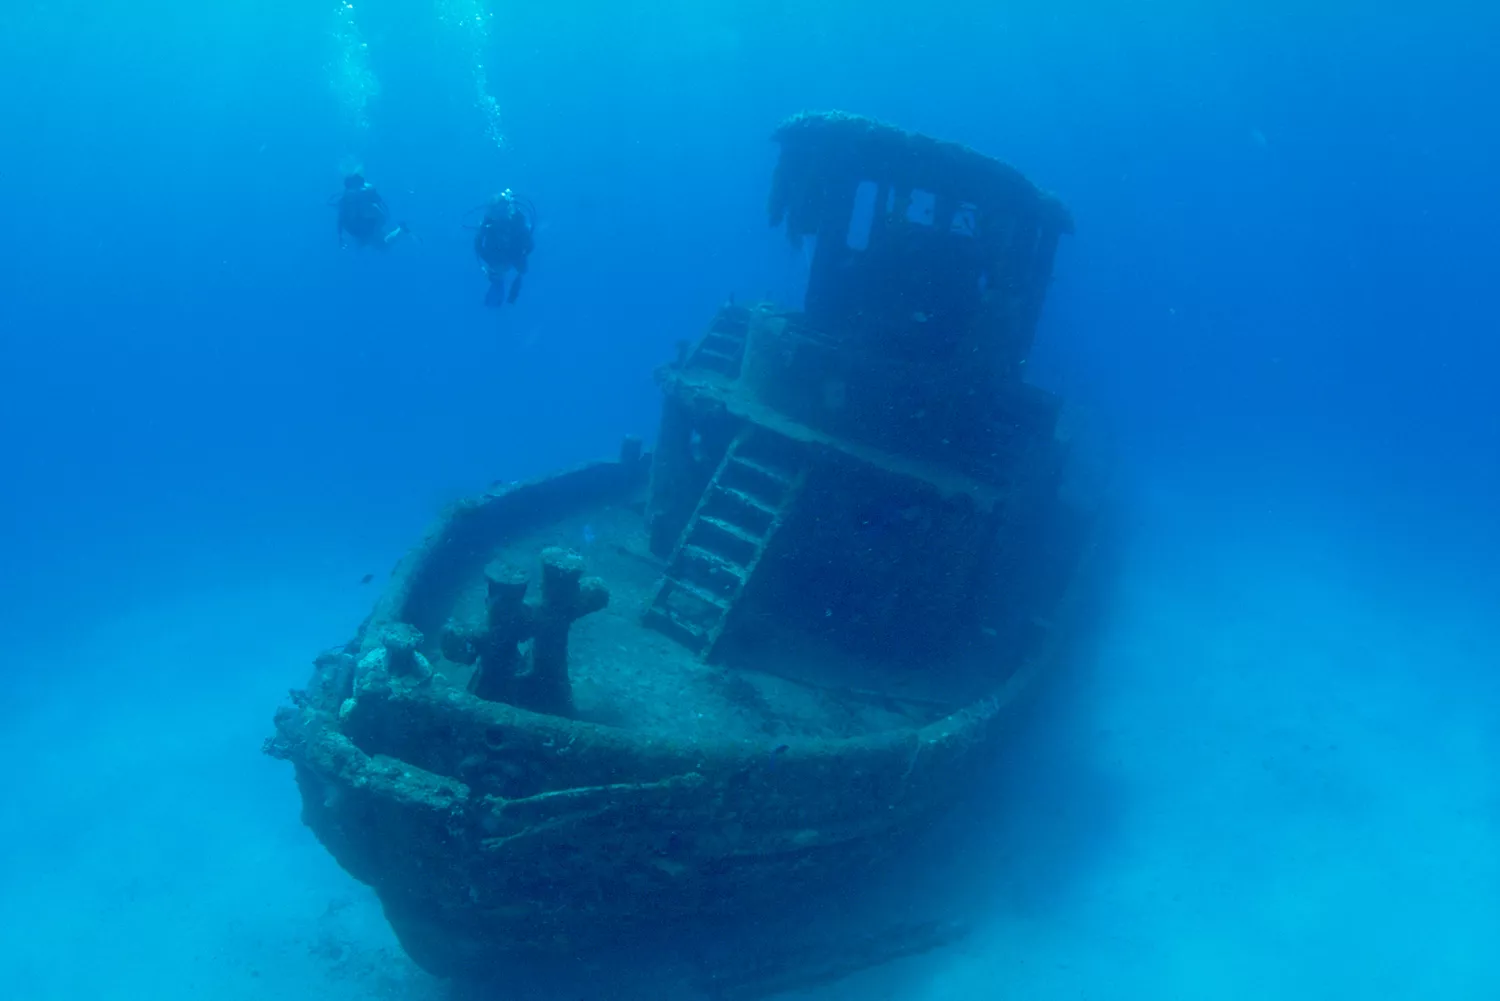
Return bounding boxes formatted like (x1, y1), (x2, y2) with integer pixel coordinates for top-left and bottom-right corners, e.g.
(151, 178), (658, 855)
(436, 0), (506, 150)
(330, 1), (380, 135)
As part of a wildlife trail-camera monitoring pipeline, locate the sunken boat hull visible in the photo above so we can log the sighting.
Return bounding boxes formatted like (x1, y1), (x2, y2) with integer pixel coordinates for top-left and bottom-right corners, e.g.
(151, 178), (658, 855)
(267, 112), (1091, 997)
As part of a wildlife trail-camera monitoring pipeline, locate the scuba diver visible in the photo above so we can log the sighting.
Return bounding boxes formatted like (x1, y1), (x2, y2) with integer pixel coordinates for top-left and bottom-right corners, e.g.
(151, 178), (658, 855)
(473, 189), (535, 306)
(335, 173), (408, 249)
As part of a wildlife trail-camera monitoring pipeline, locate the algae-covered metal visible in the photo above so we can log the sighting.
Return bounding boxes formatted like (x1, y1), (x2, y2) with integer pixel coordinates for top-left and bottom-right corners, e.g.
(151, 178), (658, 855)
(267, 112), (1089, 999)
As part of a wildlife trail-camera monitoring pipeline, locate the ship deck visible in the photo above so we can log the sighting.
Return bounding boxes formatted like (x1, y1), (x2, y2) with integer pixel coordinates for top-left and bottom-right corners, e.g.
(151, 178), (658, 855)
(430, 499), (988, 745)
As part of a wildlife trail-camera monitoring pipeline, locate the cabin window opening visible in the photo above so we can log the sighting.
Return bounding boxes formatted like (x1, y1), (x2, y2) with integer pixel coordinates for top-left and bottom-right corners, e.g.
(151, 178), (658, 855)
(905, 189), (937, 226)
(846, 180), (878, 251)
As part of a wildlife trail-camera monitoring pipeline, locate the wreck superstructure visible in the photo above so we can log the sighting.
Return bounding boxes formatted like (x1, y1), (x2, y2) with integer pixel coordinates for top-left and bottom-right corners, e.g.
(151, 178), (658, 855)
(267, 112), (1086, 999)
(643, 111), (1074, 670)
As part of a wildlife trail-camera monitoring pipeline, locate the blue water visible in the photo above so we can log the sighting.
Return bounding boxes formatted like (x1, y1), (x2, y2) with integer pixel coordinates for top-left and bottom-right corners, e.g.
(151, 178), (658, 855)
(2, 1), (1497, 998)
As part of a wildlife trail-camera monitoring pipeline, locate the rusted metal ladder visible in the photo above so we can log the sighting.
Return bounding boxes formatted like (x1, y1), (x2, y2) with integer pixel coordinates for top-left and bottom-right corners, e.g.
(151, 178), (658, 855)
(685, 304), (751, 378)
(643, 427), (805, 660)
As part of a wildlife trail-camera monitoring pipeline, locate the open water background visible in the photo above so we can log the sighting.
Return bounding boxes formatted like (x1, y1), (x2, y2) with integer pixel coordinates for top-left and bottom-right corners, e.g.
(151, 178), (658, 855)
(1, 1), (1496, 997)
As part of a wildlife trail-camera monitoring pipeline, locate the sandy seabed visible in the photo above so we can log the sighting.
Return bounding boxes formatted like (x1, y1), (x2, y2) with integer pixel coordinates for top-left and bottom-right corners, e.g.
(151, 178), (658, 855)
(3, 478), (1495, 1001)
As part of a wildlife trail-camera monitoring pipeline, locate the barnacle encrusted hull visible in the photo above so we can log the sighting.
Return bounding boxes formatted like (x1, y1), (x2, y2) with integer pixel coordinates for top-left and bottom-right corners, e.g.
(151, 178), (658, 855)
(268, 111), (1090, 997)
(266, 451), (1071, 980)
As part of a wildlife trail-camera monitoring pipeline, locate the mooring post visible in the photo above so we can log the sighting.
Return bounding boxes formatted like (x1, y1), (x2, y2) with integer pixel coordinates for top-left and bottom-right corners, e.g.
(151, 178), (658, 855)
(527, 547), (609, 717)
(469, 561), (535, 703)
(378, 622), (429, 680)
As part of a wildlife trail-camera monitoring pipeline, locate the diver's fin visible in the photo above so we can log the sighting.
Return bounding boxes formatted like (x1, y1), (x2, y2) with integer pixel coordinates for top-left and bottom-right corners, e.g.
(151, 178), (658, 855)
(386, 222), (418, 246)
(484, 280), (507, 308)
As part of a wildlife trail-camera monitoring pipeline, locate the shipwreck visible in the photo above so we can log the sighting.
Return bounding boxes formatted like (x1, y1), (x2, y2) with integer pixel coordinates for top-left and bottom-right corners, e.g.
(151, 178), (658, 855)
(267, 111), (1089, 999)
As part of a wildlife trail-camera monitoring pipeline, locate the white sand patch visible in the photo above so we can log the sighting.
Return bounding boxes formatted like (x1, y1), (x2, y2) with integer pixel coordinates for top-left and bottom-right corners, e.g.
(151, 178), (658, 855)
(2, 486), (1495, 1000)
(0, 577), (442, 1001)
(806, 482), (1500, 1001)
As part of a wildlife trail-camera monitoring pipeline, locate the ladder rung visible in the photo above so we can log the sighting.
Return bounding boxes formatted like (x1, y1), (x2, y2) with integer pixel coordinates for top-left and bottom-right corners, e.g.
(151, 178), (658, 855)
(700, 516), (764, 546)
(646, 429), (807, 661)
(696, 348), (738, 366)
(706, 486), (777, 537)
(711, 314), (749, 336)
(680, 543), (748, 575)
(690, 520), (759, 567)
(730, 455), (793, 485)
(703, 331), (744, 351)
(669, 577), (729, 610)
(643, 606), (707, 649)
(717, 486), (775, 517)
(673, 551), (744, 599)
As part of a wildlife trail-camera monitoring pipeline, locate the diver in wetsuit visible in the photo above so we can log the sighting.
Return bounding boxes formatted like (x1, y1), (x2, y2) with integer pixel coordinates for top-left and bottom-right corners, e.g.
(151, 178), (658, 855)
(474, 189), (534, 305)
(336, 173), (408, 249)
